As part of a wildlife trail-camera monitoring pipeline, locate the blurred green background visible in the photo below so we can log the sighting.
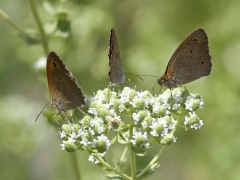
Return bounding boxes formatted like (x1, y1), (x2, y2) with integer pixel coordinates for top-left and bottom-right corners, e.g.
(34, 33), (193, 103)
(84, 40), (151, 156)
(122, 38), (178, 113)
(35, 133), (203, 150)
(1, 0), (240, 179)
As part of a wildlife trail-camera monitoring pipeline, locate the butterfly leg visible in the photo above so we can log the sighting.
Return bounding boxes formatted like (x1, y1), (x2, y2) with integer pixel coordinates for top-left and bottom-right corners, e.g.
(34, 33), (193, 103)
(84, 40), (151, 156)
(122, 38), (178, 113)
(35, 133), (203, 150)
(77, 107), (87, 116)
(125, 79), (130, 87)
(69, 110), (74, 124)
(60, 112), (71, 124)
(152, 81), (160, 96)
(52, 111), (63, 130)
(183, 86), (193, 98)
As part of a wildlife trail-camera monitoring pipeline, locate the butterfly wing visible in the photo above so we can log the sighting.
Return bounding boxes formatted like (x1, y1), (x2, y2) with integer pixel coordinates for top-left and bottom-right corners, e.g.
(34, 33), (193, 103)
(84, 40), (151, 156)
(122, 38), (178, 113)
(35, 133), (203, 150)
(108, 28), (125, 86)
(46, 51), (85, 112)
(164, 28), (211, 86)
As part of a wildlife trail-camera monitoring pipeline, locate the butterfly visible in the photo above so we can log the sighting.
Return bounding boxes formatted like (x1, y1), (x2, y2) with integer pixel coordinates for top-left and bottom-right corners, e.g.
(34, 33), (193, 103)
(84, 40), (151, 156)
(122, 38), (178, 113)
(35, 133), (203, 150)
(158, 28), (212, 89)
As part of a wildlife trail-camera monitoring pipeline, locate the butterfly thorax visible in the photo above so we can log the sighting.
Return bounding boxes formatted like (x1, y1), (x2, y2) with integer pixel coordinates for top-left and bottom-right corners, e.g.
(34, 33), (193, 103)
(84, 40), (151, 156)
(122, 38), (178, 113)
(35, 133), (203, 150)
(158, 75), (179, 89)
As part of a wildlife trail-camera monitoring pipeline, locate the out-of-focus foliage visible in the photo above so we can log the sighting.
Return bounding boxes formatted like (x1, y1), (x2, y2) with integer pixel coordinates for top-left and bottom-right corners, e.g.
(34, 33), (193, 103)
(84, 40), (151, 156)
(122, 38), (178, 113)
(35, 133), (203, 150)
(0, 0), (240, 180)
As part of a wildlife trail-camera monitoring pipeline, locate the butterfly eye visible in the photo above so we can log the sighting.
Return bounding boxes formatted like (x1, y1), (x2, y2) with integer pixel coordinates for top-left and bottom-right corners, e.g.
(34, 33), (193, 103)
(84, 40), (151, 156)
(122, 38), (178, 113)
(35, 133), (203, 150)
(52, 62), (57, 67)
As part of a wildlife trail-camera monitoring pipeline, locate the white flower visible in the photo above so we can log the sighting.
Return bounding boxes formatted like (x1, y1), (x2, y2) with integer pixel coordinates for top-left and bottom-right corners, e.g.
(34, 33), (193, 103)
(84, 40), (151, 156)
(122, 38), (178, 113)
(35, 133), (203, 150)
(152, 102), (161, 113)
(88, 128), (95, 136)
(94, 91), (106, 102)
(80, 138), (91, 146)
(77, 127), (85, 137)
(68, 133), (76, 143)
(172, 90), (183, 103)
(132, 112), (140, 123)
(96, 124), (105, 134)
(185, 101), (193, 111)
(118, 104), (125, 112)
(88, 155), (95, 163)
(60, 131), (66, 138)
(88, 108), (97, 115)
(159, 90), (171, 104)
(191, 120), (204, 130)
(60, 143), (65, 150)
(171, 103), (180, 110)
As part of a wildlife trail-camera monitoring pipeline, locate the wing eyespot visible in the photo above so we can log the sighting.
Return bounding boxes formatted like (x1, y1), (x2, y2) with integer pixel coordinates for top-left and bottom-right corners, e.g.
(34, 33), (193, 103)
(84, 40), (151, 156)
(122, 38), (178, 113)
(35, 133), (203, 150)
(200, 60), (205, 65)
(52, 62), (57, 67)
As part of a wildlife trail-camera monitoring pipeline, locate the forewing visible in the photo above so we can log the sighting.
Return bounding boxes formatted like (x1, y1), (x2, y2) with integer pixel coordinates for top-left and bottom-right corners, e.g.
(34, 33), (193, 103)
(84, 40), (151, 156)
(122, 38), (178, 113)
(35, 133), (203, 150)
(165, 28), (209, 77)
(108, 28), (125, 86)
(168, 41), (211, 85)
(46, 51), (85, 111)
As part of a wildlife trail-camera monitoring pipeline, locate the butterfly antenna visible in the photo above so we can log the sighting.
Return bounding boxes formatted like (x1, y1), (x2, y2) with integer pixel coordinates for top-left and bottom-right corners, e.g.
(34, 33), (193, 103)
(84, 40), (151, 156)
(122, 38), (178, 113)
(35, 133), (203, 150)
(134, 73), (160, 78)
(35, 101), (51, 122)
(124, 70), (144, 81)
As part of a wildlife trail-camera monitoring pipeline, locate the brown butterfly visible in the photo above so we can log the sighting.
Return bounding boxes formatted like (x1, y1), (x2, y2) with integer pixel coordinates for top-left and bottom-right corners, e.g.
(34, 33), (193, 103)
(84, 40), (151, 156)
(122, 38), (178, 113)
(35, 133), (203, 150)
(108, 28), (125, 86)
(158, 28), (212, 89)
(35, 51), (85, 122)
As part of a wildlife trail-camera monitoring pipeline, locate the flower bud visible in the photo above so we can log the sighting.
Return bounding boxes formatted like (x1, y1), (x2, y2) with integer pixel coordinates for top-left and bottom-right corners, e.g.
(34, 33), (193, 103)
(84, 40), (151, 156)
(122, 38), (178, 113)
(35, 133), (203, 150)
(72, 124), (81, 134)
(61, 124), (72, 136)
(142, 116), (153, 131)
(63, 141), (77, 152)
(133, 98), (145, 110)
(80, 115), (92, 127)
(92, 135), (110, 153)
(184, 113), (203, 130)
(152, 105), (167, 117)
(160, 134), (176, 145)
(134, 133), (149, 148)
(150, 122), (167, 137)
(185, 99), (200, 111)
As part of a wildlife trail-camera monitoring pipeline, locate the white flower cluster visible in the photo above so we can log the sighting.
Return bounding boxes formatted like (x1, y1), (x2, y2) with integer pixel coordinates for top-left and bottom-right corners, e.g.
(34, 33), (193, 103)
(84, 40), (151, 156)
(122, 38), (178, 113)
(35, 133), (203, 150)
(59, 87), (204, 162)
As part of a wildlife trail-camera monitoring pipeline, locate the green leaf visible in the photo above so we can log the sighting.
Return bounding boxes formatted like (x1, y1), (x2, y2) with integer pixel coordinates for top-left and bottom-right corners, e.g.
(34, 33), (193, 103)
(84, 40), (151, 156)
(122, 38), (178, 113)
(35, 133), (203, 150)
(43, 1), (55, 14)
(117, 158), (126, 169)
(106, 174), (124, 180)
(137, 163), (160, 179)
(117, 133), (128, 144)
(55, 11), (68, 19)
(15, 31), (40, 45)
(57, 18), (70, 33)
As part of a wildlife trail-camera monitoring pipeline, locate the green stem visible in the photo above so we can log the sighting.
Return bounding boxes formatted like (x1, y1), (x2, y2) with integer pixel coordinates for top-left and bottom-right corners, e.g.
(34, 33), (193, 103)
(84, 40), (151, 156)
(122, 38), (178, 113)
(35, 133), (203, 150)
(110, 135), (117, 146)
(70, 153), (82, 180)
(118, 146), (128, 170)
(27, 0), (49, 55)
(136, 107), (185, 179)
(84, 147), (132, 180)
(172, 107), (185, 134)
(94, 154), (132, 180)
(129, 118), (136, 180)
(0, 9), (37, 40)
(136, 145), (167, 179)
